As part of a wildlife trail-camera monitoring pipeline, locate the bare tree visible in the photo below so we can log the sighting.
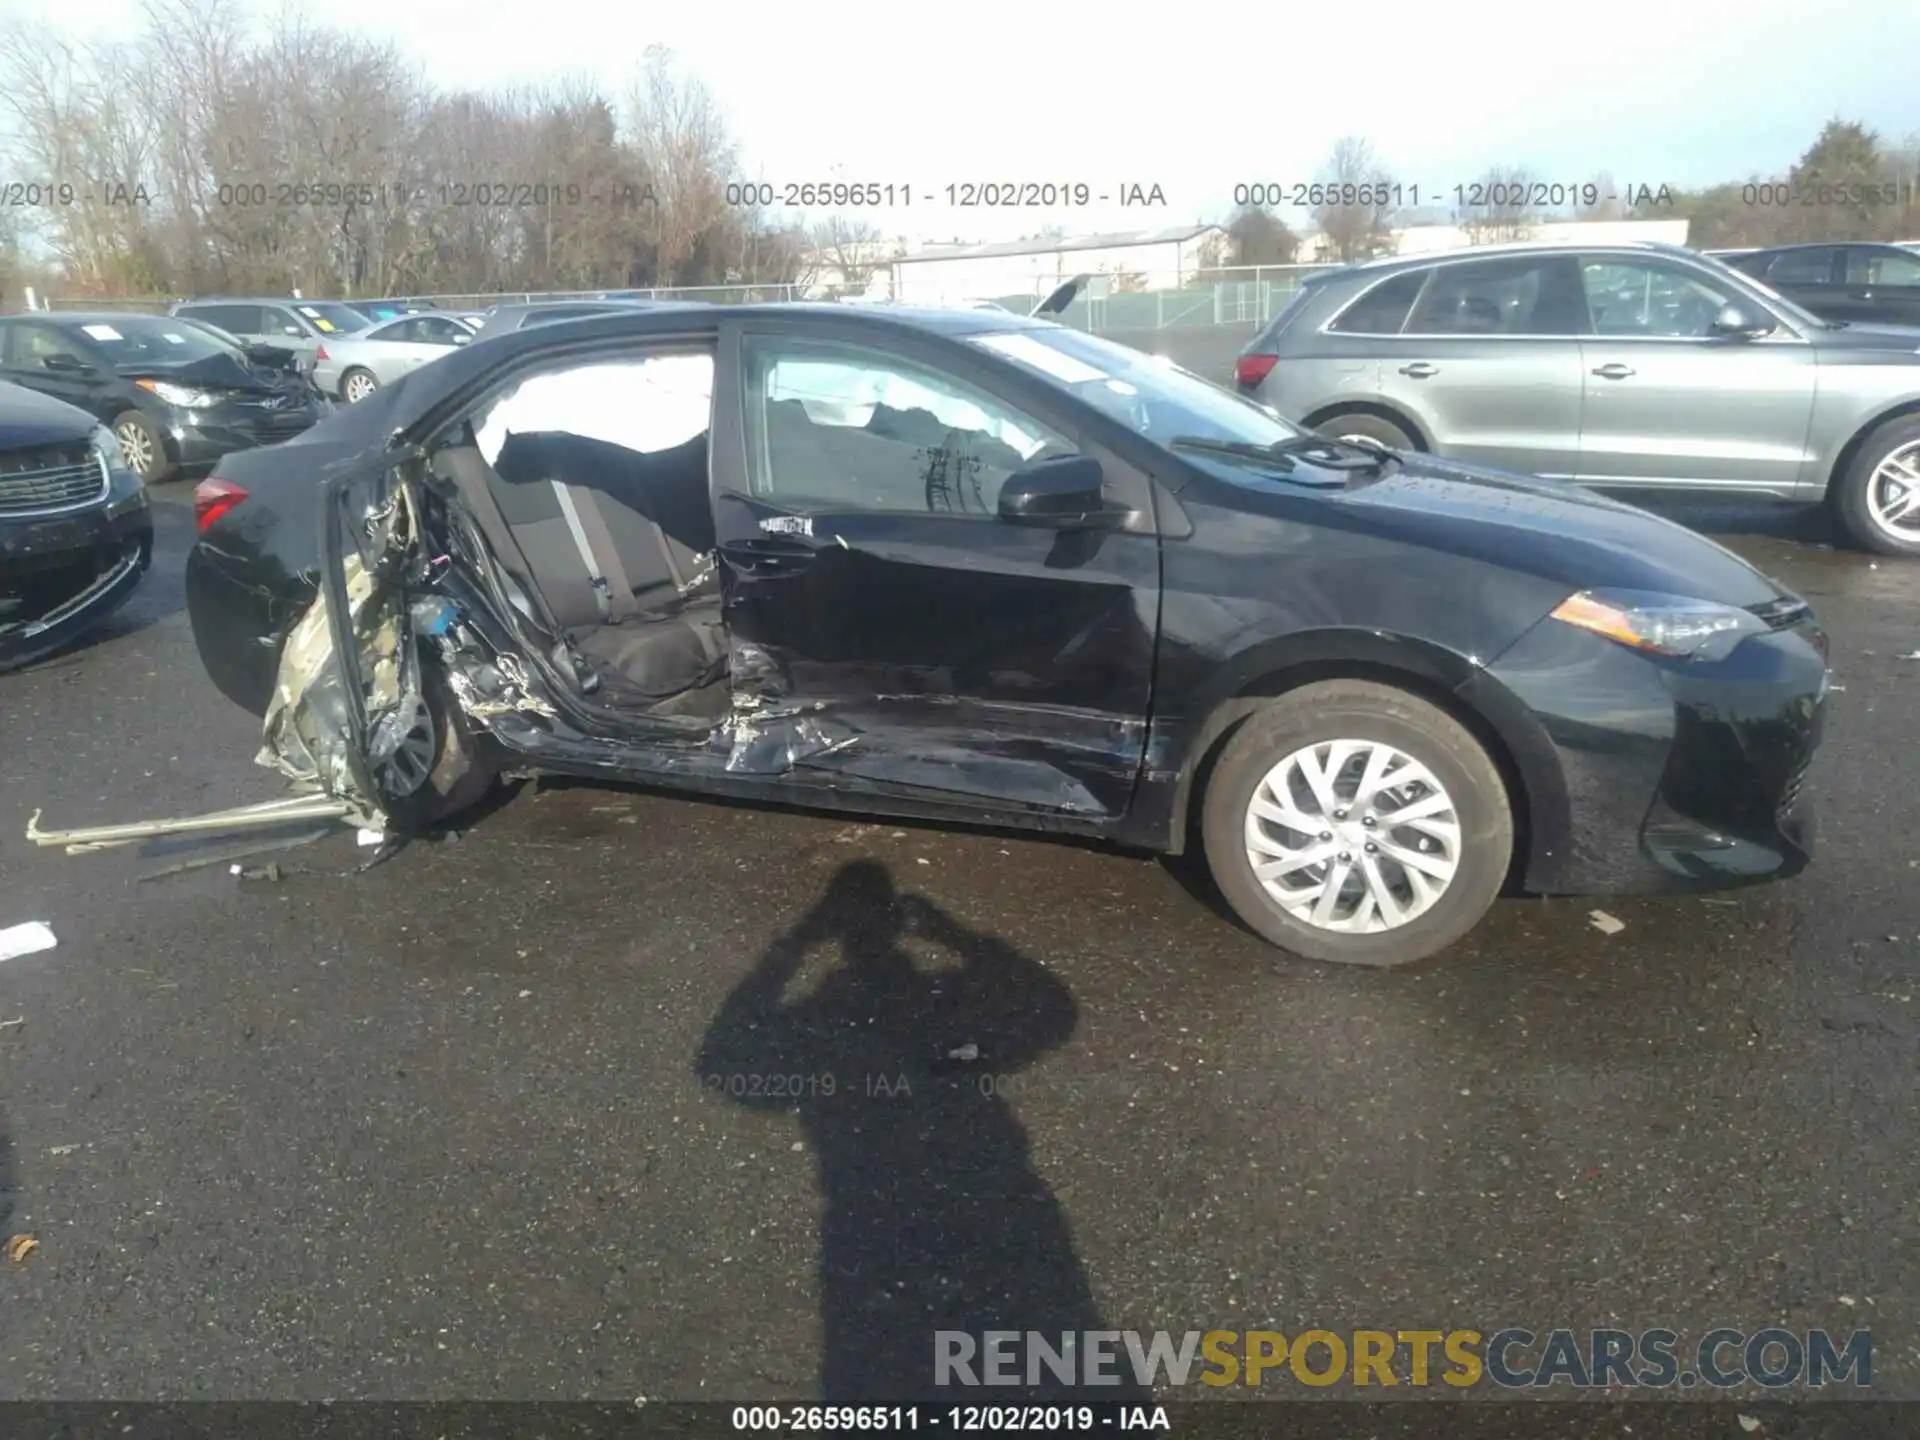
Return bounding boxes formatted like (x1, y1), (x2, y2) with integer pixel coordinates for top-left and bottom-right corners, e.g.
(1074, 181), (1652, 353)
(1459, 166), (1540, 244)
(1575, 171), (1628, 222)
(1311, 137), (1397, 262)
(624, 44), (734, 289)
(807, 214), (889, 296)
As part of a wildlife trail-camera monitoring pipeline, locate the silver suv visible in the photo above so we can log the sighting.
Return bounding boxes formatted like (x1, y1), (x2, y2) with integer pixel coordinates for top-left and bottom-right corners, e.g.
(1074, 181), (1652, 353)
(1236, 240), (1920, 555)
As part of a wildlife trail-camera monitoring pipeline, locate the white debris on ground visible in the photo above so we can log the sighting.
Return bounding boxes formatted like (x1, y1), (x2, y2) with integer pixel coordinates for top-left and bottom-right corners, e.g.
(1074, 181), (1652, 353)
(0, 921), (57, 963)
(1588, 910), (1627, 936)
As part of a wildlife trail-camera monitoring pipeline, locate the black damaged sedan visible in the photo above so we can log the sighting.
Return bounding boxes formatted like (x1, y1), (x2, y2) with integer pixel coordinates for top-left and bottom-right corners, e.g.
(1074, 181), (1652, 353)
(0, 381), (153, 671)
(184, 301), (1829, 966)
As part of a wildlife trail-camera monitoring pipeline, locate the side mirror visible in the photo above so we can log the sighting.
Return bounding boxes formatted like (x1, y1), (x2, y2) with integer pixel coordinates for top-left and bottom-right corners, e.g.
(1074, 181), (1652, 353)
(452, 332), (471, 345)
(1709, 302), (1775, 338)
(997, 454), (1117, 528)
(41, 353), (94, 374)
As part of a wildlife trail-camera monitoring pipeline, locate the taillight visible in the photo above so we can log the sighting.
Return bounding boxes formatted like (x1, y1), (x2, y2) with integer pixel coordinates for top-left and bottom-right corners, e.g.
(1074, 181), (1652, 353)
(1235, 353), (1279, 388)
(194, 476), (249, 533)
(315, 344), (330, 362)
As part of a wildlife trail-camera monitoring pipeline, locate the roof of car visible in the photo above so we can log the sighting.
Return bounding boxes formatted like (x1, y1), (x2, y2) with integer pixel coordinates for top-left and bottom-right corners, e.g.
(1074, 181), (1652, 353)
(30, 311), (180, 326)
(1735, 241), (1905, 255)
(1324, 239), (1702, 280)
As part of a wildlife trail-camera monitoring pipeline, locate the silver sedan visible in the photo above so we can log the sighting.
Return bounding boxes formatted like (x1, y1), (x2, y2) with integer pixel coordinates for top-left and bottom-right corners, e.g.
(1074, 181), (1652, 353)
(314, 312), (475, 402)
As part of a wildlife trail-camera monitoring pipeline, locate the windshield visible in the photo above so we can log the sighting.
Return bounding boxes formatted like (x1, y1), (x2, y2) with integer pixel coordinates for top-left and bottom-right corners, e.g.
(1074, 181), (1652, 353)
(1690, 251), (1835, 331)
(73, 315), (245, 368)
(966, 327), (1305, 461)
(293, 301), (372, 335)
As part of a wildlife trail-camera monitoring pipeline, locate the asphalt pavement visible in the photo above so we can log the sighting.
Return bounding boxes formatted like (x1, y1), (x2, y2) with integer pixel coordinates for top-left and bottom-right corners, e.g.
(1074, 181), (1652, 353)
(0, 484), (1915, 1405)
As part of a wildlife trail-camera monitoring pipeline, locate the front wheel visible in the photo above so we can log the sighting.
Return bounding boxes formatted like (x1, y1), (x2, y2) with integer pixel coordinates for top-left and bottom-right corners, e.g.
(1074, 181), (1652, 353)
(112, 411), (172, 485)
(1200, 681), (1512, 966)
(1831, 416), (1920, 556)
(1313, 411), (1416, 451)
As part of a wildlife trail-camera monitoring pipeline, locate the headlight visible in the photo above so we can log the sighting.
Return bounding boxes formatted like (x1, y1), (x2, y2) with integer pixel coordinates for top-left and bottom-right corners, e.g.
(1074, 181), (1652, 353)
(1549, 588), (1767, 661)
(135, 378), (219, 408)
(89, 425), (131, 475)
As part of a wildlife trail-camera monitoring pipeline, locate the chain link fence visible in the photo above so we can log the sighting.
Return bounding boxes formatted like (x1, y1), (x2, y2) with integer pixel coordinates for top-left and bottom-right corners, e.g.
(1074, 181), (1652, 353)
(34, 264), (1340, 383)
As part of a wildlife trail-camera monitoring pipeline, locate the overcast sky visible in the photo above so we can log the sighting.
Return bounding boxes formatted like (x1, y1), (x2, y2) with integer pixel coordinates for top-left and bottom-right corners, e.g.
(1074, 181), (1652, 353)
(8, 0), (1919, 243)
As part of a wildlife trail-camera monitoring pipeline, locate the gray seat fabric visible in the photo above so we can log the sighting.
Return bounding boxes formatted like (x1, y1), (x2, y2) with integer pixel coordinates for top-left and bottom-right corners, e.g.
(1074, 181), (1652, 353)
(431, 441), (726, 698)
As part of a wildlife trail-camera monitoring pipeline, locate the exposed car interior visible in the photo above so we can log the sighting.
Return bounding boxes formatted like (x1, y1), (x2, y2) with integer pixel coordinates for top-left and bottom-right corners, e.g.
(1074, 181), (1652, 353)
(419, 343), (1060, 723)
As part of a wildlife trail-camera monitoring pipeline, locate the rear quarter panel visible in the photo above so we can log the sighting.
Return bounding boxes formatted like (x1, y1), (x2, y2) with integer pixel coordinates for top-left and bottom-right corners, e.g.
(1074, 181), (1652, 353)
(1805, 350), (1920, 490)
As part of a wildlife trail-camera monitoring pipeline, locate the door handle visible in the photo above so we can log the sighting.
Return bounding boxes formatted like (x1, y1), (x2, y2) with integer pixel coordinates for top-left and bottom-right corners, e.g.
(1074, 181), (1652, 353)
(1398, 362), (1439, 378)
(1591, 363), (1636, 380)
(720, 535), (821, 577)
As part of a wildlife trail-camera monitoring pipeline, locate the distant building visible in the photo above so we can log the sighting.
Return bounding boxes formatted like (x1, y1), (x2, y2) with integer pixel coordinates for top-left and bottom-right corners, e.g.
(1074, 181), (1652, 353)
(889, 225), (1225, 304)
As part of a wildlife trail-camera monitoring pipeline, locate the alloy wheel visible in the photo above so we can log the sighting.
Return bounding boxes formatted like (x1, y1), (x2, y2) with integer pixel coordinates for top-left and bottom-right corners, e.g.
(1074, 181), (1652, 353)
(114, 420), (155, 480)
(344, 372), (376, 403)
(1242, 738), (1462, 933)
(1867, 440), (1920, 539)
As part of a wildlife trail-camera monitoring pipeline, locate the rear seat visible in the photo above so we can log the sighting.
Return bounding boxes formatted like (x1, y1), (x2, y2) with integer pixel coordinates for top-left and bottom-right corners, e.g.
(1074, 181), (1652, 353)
(431, 440), (728, 698)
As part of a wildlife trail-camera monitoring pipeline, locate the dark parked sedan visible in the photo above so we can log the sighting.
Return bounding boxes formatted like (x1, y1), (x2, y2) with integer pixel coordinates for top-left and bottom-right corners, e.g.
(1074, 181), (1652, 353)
(0, 312), (329, 483)
(1722, 242), (1920, 328)
(185, 302), (1828, 966)
(0, 381), (153, 671)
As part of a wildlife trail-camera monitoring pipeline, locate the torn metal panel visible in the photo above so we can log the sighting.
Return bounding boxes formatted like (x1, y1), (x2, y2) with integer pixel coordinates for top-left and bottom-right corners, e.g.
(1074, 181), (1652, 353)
(718, 708), (860, 774)
(25, 794), (356, 851)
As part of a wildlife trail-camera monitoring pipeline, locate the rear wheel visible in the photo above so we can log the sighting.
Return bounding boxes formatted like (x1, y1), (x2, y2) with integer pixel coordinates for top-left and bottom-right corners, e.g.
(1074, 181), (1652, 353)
(1831, 416), (1920, 556)
(340, 368), (379, 404)
(376, 661), (498, 828)
(111, 411), (172, 485)
(1312, 411), (1416, 451)
(1200, 681), (1512, 966)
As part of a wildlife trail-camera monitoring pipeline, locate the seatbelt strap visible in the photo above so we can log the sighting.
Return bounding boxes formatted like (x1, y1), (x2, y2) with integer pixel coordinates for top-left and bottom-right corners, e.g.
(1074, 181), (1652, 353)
(653, 529), (688, 592)
(552, 482), (639, 622)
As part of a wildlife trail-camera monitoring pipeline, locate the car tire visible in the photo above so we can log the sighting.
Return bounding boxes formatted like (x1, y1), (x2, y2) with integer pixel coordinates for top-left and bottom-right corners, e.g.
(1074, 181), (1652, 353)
(1199, 681), (1512, 966)
(1830, 415), (1920, 556)
(340, 368), (379, 404)
(111, 411), (172, 485)
(1312, 411), (1416, 451)
(380, 660), (499, 829)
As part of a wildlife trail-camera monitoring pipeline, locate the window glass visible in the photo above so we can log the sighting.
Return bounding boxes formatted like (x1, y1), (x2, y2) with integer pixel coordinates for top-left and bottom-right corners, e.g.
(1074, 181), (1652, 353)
(1846, 248), (1920, 286)
(372, 318), (424, 343)
(969, 326), (1303, 447)
(415, 316), (467, 344)
(1329, 270), (1427, 334)
(1765, 248), (1837, 285)
(1405, 256), (1587, 335)
(291, 302), (371, 334)
(472, 352), (714, 466)
(743, 339), (1072, 517)
(2, 323), (87, 368)
(65, 315), (234, 368)
(1580, 259), (1734, 338)
(183, 304), (263, 334)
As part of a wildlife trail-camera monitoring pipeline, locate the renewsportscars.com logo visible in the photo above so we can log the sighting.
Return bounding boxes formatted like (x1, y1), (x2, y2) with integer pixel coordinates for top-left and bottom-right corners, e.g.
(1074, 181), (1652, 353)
(934, 1328), (1873, 1390)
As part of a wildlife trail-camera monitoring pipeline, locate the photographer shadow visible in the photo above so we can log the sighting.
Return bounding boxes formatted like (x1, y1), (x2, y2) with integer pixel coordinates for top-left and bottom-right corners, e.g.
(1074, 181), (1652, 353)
(697, 860), (1147, 1404)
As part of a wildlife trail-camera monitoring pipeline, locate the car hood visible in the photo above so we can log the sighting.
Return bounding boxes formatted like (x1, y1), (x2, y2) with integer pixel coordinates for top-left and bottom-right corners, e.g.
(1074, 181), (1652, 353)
(1326, 454), (1792, 609)
(0, 380), (99, 448)
(119, 352), (310, 397)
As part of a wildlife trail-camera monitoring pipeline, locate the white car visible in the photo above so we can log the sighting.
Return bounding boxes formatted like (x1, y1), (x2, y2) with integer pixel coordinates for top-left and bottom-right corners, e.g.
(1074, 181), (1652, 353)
(312, 312), (476, 403)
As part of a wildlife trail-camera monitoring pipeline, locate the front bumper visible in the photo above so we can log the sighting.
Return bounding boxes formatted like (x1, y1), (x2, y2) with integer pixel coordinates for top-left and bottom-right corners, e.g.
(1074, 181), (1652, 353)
(166, 405), (327, 470)
(0, 492), (155, 671)
(1485, 613), (1828, 895)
